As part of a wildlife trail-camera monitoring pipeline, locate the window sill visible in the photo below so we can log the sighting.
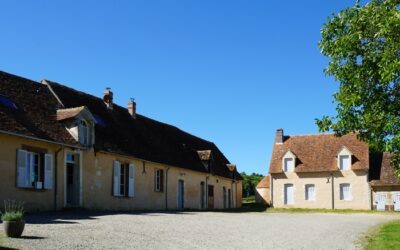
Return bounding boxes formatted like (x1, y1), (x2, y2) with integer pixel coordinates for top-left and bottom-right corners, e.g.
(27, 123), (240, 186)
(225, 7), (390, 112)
(112, 195), (131, 199)
(17, 187), (48, 192)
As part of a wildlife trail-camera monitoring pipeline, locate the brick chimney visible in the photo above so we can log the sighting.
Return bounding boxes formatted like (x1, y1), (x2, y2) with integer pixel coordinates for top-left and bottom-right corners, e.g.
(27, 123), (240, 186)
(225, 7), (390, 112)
(103, 87), (113, 110)
(275, 128), (284, 144)
(128, 98), (136, 119)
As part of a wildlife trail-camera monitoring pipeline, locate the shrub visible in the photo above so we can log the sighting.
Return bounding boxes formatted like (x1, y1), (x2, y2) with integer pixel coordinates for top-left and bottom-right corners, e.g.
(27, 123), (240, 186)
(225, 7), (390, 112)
(1, 200), (25, 222)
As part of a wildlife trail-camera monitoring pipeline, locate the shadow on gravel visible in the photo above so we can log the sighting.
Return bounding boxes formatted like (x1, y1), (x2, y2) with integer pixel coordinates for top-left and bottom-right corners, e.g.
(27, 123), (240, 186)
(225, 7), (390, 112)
(19, 236), (46, 240)
(23, 203), (268, 225)
(0, 247), (18, 250)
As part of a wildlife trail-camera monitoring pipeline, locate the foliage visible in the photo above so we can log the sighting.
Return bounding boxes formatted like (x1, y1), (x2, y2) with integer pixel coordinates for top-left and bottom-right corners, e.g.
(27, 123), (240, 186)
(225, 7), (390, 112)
(0, 200), (24, 222)
(364, 220), (400, 249)
(241, 172), (264, 197)
(242, 196), (256, 204)
(316, 0), (400, 172)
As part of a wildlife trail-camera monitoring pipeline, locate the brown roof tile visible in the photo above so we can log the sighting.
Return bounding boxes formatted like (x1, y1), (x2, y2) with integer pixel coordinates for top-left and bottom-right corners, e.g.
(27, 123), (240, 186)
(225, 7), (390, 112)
(370, 152), (400, 186)
(256, 175), (270, 189)
(46, 78), (242, 180)
(0, 71), (78, 146)
(269, 133), (369, 174)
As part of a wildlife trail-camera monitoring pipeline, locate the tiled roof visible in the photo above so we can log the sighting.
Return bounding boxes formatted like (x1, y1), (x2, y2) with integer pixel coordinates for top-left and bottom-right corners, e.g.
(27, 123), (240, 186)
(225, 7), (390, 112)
(269, 133), (369, 174)
(370, 152), (400, 186)
(256, 175), (270, 189)
(45, 76), (242, 180)
(0, 71), (241, 180)
(56, 107), (86, 121)
(0, 71), (78, 146)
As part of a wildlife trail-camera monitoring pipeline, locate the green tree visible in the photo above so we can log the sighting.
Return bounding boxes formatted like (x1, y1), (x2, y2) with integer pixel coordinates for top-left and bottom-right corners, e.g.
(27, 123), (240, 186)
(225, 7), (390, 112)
(316, 0), (400, 173)
(241, 172), (264, 197)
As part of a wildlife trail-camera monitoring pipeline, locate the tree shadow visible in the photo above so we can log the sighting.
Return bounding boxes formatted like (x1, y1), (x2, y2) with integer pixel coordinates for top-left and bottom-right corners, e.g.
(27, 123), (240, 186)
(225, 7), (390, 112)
(0, 247), (19, 250)
(19, 236), (46, 240)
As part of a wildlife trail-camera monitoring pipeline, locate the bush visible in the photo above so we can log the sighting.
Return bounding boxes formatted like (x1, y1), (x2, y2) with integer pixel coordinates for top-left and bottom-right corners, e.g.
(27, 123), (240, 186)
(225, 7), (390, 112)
(1, 200), (24, 222)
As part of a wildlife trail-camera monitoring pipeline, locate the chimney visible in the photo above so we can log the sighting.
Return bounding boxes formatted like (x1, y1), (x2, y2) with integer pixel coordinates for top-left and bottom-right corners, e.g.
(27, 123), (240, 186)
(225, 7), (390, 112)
(275, 128), (284, 144)
(103, 87), (113, 110)
(128, 98), (136, 119)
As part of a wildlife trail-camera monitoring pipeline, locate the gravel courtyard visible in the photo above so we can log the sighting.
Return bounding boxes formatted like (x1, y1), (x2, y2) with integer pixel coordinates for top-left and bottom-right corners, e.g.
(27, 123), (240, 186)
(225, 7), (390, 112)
(1, 211), (397, 250)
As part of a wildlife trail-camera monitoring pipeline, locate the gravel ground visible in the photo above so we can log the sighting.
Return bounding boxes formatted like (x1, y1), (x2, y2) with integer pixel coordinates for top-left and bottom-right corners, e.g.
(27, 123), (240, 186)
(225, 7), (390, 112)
(0, 211), (397, 250)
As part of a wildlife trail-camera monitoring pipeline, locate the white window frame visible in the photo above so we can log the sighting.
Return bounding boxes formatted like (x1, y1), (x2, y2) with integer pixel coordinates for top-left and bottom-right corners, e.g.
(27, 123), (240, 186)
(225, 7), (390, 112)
(282, 151), (296, 172)
(78, 119), (89, 146)
(340, 183), (352, 201)
(305, 184), (316, 201)
(283, 158), (294, 172)
(337, 147), (352, 170)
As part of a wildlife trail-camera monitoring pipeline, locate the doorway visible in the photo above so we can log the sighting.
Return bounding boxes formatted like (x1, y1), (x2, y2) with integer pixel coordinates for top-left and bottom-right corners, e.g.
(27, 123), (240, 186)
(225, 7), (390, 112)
(177, 180), (185, 210)
(392, 193), (400, 211)
(376, 193), (386, 211)
(66, 153), (80, 207)
(208, 185), (214, 209)
(284, 184), (294, 205)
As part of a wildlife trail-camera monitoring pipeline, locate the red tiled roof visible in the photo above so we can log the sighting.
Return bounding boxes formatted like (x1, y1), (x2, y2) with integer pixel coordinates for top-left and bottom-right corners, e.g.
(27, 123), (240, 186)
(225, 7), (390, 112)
(370, 152), (400, 186)
(269, 133), (369, 174)
(256, 176), (270, 189)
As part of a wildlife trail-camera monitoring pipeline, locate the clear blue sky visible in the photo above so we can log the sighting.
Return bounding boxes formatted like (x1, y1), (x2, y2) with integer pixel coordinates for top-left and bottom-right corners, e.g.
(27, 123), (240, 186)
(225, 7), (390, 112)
(0, 0), (360, 175)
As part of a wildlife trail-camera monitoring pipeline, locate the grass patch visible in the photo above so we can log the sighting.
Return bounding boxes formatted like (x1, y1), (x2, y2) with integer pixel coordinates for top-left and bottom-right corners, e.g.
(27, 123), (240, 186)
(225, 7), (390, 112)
(363, 220), (400, 250)
(242, 196), (256, 204)
(266, 207), (398, 214)
(0, 233), (5, 247)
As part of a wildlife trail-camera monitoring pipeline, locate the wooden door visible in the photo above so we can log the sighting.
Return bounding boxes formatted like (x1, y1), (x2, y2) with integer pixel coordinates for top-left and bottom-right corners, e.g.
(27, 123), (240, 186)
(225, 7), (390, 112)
(284, 184), (294, 205)
(393, 193), (400, 211)
(208, 185), (214, 209)
(178, 180), (185, 209)
(376, 193), (386, 211)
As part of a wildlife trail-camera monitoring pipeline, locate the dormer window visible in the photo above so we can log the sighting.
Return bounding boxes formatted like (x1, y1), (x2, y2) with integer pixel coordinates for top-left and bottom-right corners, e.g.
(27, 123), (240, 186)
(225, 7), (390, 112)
(337, 147), (352, 171)
(282, 151), (296, 172)
(78, 119), (89, 145)
(57, 106), (96, 148)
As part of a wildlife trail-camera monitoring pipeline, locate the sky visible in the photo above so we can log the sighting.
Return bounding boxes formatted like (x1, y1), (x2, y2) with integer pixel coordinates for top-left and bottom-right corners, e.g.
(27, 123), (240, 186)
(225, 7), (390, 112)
(0, 0), (362, 175)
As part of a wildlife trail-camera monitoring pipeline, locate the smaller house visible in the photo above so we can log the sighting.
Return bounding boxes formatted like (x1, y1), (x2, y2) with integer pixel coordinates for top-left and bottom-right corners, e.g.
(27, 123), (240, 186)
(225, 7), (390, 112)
(268, 128), (400, 211)
(370, 152), (400, 211)
(255, 175), (270, 205)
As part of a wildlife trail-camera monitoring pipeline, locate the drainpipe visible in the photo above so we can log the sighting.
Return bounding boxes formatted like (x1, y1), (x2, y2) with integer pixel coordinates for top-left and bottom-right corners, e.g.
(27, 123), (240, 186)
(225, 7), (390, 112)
(165, 167), (170, 210)
(331, 173), (335, 209)
(271, 176), (274, 207)
(54, 147), (63, 211)
(205, 175), (209, 209)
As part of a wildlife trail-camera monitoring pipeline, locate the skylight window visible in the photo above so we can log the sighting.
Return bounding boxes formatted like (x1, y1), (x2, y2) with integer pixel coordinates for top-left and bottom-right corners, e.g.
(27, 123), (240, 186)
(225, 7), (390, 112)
(0, 95), (18, 110)
(93, 114), (107, 128)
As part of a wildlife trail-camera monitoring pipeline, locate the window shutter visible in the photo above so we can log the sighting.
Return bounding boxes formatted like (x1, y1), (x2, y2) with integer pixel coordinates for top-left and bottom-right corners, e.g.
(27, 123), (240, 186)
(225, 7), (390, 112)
(16, 149), (28, 188)
(160, 170), (164, 192)
(113, 161), (121, 196)
(128, 164), (135, 197)
(44, 154), (54, 190)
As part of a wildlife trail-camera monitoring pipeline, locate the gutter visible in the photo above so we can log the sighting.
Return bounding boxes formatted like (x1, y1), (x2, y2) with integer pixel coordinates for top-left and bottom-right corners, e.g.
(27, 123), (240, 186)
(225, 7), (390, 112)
(165, 167), (170, 210)
(271, 175), (274, 207)
(0, 130), (83, 150)
(331, 173), (335, 209)
(54, 147), (63, 211)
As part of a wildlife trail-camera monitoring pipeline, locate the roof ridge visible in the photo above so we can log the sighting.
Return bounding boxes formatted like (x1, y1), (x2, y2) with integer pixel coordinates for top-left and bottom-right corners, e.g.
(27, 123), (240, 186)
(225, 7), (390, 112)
(288, 133), (336, 137)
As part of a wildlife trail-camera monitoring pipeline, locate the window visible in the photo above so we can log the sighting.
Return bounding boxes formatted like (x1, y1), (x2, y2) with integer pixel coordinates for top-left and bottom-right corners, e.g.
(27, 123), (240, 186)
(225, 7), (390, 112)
(78, 120), (89, 145)
(340, 184), (351, 201)
(0, 95), (17, 109)
(284, 158), (294, 172)
(305, 184), (315, 201)
(16, 149), (53, 190)
(154, 169), (164, 192)
(113, 161), (135, 197)
(339, 155), (351, 170)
